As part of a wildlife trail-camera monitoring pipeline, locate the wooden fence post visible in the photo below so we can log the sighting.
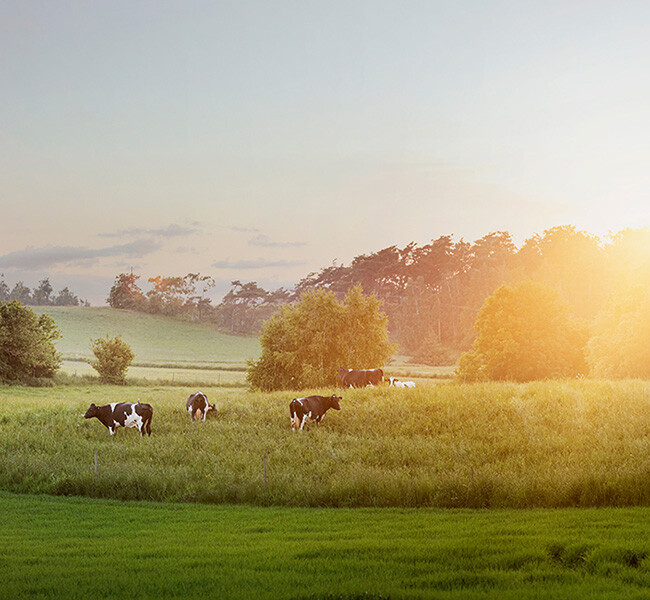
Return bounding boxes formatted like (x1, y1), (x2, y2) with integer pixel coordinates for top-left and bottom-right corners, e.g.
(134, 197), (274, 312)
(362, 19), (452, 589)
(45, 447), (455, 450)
(263, 452), (268, 490)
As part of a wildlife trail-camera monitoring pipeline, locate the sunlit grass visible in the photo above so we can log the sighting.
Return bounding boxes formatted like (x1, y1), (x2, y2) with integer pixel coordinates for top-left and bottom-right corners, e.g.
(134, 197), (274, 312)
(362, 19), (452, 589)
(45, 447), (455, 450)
(2, 380), (650, 507)
(2, 492), (650, 599)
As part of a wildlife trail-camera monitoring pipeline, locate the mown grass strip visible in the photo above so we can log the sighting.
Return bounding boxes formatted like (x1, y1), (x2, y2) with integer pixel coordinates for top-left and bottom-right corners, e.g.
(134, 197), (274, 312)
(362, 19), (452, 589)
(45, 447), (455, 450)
(1, 492), (650, 599)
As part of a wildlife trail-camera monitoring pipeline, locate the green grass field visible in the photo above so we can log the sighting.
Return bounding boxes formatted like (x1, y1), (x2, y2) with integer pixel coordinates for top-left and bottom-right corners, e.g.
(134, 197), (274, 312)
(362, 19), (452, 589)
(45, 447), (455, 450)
(2, 380), (650, 508)
(31, 306), (260, 365)
(8, 307), (650, 597)
(2, 492), (649, 599)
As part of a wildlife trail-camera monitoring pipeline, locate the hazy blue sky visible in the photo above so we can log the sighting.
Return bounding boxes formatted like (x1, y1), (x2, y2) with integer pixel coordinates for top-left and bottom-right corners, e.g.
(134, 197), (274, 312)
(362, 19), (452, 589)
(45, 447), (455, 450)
(2, 1), (649, 304)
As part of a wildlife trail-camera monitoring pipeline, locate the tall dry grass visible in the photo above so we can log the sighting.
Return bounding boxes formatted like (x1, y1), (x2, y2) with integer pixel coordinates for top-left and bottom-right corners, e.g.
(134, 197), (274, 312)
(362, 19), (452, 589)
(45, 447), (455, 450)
(1, 379), (650, 507)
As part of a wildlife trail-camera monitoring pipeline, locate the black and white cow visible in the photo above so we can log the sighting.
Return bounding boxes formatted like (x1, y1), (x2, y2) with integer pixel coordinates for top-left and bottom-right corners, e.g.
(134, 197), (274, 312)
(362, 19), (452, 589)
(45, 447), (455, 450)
(338, 367), (383, 388)
(186, 392), (216, 422)
(84, 401), (153, 436)
(290, 394), (342, 431)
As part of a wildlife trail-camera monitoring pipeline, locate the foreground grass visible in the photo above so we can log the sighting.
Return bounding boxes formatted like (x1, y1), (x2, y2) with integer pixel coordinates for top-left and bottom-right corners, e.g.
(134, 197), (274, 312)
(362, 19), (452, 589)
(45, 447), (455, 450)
(2, 492), (649, 599)
(2, 380), (650, 508)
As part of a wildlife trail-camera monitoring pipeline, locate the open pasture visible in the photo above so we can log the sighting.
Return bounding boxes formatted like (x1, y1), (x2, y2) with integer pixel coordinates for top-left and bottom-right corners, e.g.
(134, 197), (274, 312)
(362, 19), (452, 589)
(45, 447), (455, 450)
(2, 492), (650, 599)
(2, 380), (650, 508)
(31, 306), (260, 365)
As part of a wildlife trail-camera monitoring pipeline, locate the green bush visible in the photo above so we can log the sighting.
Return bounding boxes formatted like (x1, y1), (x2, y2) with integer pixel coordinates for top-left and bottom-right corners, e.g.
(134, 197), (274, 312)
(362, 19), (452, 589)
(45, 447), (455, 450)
(0, 301), (61, 383)
(88, 335), (135, 384)
(247, 286), (395, 391)
(457, 281), (589, 382)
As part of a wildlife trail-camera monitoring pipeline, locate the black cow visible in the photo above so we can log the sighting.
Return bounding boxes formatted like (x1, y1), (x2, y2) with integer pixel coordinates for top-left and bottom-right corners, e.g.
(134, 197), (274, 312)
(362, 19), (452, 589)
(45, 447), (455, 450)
(84, 401), (153, 436)
(290, 394), (342, 431)
(186, 392), (216, 422)
(338, 367), (383, 388)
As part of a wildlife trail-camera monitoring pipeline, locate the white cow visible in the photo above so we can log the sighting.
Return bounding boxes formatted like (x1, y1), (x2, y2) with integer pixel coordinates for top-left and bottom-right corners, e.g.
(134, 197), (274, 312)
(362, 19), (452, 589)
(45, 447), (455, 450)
(389, 377), (416, 388)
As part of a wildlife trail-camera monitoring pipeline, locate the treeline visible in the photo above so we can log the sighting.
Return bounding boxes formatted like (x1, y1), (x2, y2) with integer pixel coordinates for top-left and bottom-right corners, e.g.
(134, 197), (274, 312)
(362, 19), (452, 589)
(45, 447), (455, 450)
(0, 277), (86, 307)
(107, 273), (291, 334)
(108, 225), (650, 360)
(295, 225), (650, 362)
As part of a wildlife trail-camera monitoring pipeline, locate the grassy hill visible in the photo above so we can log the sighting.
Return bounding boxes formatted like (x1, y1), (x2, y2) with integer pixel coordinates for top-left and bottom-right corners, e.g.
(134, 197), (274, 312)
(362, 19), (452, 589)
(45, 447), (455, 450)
(31, 306), (260, 366)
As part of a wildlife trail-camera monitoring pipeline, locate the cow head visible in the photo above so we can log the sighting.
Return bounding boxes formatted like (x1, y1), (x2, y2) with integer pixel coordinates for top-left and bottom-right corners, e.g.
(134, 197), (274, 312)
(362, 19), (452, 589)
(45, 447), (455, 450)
(329, 395), (342, 410)
(207, 403), (217, 417)
(84, 403), (98, 419)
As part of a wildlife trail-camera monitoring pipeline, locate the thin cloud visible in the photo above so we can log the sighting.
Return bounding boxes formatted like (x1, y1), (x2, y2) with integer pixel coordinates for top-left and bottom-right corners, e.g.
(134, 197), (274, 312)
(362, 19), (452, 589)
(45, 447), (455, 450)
(99, 224), (200, 238)
(229, 226), (261, 233)
(0, 239), (161, 270)
(212, 258), (307, 270)
(248, 233), (307, 248)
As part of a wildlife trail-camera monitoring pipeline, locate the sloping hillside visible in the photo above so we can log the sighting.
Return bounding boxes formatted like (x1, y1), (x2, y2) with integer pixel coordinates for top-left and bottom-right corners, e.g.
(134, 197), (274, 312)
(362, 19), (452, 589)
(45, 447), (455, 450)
(31, 306), (260, 366)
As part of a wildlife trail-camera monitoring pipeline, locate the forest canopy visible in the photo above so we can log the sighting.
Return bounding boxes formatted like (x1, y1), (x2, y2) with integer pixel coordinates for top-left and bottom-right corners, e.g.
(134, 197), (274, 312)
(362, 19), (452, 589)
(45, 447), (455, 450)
(106, 225), (650, 375)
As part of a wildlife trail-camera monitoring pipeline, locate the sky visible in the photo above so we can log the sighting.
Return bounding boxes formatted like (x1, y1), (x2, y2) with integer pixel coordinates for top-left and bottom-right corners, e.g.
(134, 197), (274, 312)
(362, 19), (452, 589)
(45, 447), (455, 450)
(2, 1), (650, 305)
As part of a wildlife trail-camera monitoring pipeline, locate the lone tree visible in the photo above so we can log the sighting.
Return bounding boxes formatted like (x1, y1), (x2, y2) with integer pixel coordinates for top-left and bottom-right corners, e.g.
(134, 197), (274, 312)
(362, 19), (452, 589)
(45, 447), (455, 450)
(0, 301), (61, 383)
(457, 280), (589, 382)
(89, 335), (135, 384)
(107, 273), (145, 310)
(587, 284), (650, 378)
(247, 285), (395, 391)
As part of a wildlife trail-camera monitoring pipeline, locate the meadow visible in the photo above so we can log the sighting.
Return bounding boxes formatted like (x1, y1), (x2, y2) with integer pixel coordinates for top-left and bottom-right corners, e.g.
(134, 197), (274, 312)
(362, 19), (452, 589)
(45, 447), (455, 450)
(2, 380), (650, 508)
(31, 305), (260, 365)
(2, 492), (650, 599)
(5, 307), (650, 597)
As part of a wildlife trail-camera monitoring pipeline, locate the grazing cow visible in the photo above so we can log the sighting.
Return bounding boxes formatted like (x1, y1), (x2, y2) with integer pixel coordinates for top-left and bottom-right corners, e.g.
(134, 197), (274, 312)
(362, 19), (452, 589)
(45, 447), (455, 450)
(186, 392), (216, 422)
(389, 377), (416, 388)
(290, 394), (342, 431)
(83, 401), (153, 436)
(338, 367), (383, 388)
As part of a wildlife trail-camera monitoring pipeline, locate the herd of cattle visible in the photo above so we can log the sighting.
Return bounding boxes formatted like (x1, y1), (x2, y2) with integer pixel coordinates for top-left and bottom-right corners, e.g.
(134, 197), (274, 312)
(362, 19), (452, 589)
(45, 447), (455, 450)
(82, 368), (416, 436)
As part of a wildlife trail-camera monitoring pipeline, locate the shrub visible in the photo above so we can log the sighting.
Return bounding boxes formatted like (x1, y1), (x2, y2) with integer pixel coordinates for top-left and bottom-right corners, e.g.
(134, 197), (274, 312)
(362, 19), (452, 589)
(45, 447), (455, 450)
(457, 280), (589, 382)
(88, 335), (135, 384)
(0, 301), (61, 383)
(247, 286), (395, 391)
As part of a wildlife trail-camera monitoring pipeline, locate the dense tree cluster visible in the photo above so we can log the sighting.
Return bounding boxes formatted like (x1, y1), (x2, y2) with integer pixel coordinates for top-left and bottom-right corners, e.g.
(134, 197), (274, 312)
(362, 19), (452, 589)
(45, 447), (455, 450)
(457, 281), (590, 382)
(106, 225), (650, 380)
(587, 283), (650, 379)
(0, 277), (85, 307)
(247, 286), (395, 391)
(0, 301), (61, 383)
(107, 273), (290, 334)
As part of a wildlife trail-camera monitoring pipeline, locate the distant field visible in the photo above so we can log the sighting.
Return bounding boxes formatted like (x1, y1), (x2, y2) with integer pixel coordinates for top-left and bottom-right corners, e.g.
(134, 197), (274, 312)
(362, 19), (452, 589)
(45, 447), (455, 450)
(3, 380), (650, 508)
(2, 492), (650, 599)
(31, 305), (260, 366)
(59, 360), (248, 386)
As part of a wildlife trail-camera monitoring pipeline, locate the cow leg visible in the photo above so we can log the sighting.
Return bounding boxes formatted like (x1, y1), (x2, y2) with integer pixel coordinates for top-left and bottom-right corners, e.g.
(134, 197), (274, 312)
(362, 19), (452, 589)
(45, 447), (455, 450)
(300, 414), (308, 430)
(146, 418), (152, 436)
